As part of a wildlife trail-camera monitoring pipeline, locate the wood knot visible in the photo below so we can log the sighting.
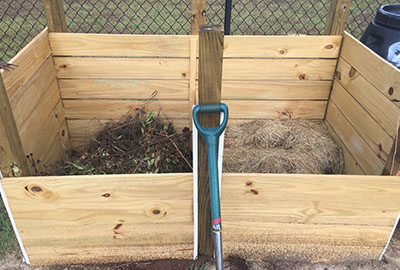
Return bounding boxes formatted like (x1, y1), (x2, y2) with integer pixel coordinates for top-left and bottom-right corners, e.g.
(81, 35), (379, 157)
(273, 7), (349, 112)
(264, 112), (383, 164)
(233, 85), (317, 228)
(55, 113), (58, 119)
(349, 67), (357, 78)
(298, 74), (307, 80)
(59, 64), (67, 69)
(281, 111), (292, 118)
(246, 181), (253, 186)
(102, 193), (111, 198)
(61, 129), (65, 137)
(31, 186), (42, 193)
(389, 87), (394, 96)
(152, 209), (161, 215)
(181, 72), (187, 78)
(335, 71), (342, 80)
(279, 49), (287, 55)
(250, 189), (258, 195)
(324, 44), (334, 49)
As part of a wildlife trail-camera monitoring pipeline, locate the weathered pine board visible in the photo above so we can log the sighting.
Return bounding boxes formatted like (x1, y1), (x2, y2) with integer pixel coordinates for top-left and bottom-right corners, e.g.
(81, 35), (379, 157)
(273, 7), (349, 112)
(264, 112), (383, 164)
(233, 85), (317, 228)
(221, 173), (400, 261)
(325, 121), (365, 175)
(63, 100), (189, 120)
(59, 79), (189, 100)
(223, 100), (327, 119)
(67, 118), (190, 150)
(54, 57), (335, 81)
(335, 58), (399, 137)
(330, 81), (393, 164)
(222, 59), (337, 81)
(54, 57), (190, 79)
(10, 56), (56, 128)
(221, 81), (331, 100)
(340, 32), (400, 107)
(326, 101), (384, 175)
(49, 33), (342, 59)
(0, 174), (193, 265)
(2, 28), (51, 100)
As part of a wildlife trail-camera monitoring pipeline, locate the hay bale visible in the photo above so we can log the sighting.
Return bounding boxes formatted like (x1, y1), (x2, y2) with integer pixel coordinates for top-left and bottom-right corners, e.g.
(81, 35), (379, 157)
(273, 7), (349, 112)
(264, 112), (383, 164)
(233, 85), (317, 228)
(223, 120), (344, 174)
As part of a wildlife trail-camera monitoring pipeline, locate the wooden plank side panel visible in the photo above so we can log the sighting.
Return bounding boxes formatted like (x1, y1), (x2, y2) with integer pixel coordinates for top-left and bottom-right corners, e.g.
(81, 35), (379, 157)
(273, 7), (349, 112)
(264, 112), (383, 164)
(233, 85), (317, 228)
(54, 57), (189, 79)
(59, 79), (189, 100)
(335, 58), (399, 137)
(63, 100), (189, 120)
(224, 100), (327, 119)
(330, 81), (393, 164)
(340, 32), (400, 107)
(0, 174), (193, 265)
(67, 118), (189, 150)
(221, 81), (331, 100)
(49, 33), (342, 58)
(10, 56), (57, 128)
(325, 121), (365, 175)
(49, 33), (191, 57)
(326, 101), (384, 175)
(222, 173), (400, 261)
(2, 28), (51, 100)
(222, 59), (337, 80)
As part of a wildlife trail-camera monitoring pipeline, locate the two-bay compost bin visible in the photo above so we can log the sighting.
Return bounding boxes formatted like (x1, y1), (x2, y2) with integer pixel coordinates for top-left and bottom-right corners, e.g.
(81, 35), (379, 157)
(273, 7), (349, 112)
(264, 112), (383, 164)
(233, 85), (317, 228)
(1, 5), (400, 266)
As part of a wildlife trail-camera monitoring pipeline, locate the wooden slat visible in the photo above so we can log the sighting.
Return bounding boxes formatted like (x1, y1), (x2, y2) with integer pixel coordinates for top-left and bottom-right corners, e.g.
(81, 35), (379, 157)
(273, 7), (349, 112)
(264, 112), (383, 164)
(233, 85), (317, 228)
(340, 32), (400, 107)
(189, 38), (197, 126)
(222, 59), (337, 81)
(0, 173), (193, 265)
(2, 28), (51, 100)
(325, 121), (365, 175)
(223, 35), (342, 58)
(330, 81), (393, 164)
(221, 81), (331, 100)
(54, 57), (189, 79)
(67, 118), (190, 150)
(59, 79), (189, 100)
(10, 56), (56, 128)
(49, 33), (191, 57)
(221, 173), (400, 261)
(224, 100), (327, 119)
(63, 100), (189, 120)
(335, 58), (399, 136)
(326, 101), (384, 175)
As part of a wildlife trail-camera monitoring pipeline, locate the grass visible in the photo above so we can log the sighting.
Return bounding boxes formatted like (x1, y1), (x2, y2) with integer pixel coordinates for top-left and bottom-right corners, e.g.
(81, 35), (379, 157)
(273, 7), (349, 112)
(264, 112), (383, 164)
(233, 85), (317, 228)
(0, 195), (18, 260)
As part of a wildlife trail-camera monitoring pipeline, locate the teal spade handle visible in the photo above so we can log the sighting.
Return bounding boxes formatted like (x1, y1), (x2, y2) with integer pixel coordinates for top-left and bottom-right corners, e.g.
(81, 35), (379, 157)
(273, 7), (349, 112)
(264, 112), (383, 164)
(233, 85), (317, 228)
(193, 103), (228, 232)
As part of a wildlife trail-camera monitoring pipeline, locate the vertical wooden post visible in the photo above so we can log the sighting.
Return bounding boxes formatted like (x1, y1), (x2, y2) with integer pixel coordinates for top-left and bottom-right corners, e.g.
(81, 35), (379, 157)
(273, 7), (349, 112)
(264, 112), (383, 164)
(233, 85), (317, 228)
(191, 0), (206, 35)
(324, 0), (352, 35)
(197, 25), (224, 256)
(42, 0), (68, 32)
(0, 74), (29, 177)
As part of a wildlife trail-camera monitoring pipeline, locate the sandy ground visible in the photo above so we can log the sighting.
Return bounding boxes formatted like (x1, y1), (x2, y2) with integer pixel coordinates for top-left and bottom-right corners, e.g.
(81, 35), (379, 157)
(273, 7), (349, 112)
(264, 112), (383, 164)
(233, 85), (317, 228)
(2, 234), (400, 270)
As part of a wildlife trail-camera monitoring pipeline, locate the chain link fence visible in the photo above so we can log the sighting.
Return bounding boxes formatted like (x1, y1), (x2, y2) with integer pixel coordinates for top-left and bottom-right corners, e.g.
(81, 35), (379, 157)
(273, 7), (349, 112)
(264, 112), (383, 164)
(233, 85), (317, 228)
(0, 0), (397, 61)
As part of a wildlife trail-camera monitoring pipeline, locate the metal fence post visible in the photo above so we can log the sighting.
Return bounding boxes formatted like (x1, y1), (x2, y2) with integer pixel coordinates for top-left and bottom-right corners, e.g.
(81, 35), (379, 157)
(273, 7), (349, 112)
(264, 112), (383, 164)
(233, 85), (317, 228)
(224, 0), (233, 35)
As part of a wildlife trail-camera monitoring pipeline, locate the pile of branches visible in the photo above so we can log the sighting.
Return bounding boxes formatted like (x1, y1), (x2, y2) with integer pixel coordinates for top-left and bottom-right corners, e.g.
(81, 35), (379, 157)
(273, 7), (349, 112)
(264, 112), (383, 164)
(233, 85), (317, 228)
(51, 109), (192, 175)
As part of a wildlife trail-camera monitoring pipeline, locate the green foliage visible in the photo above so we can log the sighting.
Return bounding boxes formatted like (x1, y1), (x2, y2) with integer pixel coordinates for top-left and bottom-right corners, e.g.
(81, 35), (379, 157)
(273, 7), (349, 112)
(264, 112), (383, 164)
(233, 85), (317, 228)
(188, 262), (208, 270)
(0, 196), (18, 260)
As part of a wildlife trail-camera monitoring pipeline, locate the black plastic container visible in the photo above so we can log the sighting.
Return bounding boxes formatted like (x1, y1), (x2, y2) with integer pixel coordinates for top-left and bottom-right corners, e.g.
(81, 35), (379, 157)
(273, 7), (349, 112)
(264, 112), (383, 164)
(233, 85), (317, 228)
(360, 4), (400, 68)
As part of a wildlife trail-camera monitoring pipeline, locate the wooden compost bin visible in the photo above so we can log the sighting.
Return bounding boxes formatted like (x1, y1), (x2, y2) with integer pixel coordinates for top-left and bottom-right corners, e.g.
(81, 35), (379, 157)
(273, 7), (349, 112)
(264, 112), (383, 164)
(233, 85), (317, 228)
(1, 28), (400, 265)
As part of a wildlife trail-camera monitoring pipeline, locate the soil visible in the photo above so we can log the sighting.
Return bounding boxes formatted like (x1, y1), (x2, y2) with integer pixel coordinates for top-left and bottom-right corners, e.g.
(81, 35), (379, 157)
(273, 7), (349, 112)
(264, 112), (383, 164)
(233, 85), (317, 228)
(2, 232), (400, 270)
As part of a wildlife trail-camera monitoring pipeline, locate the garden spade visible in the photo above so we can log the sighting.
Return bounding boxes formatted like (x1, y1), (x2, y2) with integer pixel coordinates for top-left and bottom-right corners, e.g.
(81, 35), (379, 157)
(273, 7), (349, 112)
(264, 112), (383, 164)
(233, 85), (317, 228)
(193, 103), (228, 270)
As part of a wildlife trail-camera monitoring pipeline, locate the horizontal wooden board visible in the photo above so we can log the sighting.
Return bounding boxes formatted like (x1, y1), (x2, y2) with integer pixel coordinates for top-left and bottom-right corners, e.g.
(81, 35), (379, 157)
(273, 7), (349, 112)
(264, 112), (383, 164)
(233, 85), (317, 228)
(54, 57), (189, 80)
(67, 118), (190, 150)
(10, 56), (56, 128)
(340, 32), (400, 107)
(335, 58), (399, 137)
(0, 173), (193, 265)
(59, 79), (189, 100)
(49, 33), (191, 57)
(330, 81), (393, 164)
(326, 101), (384, 175)
(221, 81), (331, 100)
(49, 33), (342, 59)
(223, 35), (342, 58)
(221, 173), (400, 261)
(222, 59), (337, 80)
(63, 99), (189, 120)
(2, 28), (51, 100)
(223, 100), (327, 119)
(325, 121), (365, 175)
